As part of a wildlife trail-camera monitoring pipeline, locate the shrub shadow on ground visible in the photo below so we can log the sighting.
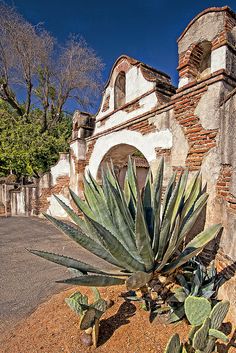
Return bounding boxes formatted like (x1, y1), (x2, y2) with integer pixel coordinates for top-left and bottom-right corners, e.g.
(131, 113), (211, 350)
(98, 301), (136, 347)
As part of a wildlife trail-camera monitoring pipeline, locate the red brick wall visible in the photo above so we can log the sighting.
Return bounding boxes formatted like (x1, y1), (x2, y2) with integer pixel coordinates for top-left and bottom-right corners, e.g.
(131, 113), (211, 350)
(35, 176), (70, 215)
(216, 164), (236, 213)
(174, 86), (218, 171)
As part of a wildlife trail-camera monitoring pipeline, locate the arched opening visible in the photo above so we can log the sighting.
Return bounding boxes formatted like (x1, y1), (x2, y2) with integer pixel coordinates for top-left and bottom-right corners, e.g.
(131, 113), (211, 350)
(189, 41), (212, 80)
(114, 72), (126, 109)
(97, 144), (149, 190)
(198, 41), (211, 78)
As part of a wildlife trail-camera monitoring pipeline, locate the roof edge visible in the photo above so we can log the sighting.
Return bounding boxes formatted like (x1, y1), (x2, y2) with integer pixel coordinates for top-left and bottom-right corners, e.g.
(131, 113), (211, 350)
(103, 54), (171, 90)
(177, 6), (235, 43)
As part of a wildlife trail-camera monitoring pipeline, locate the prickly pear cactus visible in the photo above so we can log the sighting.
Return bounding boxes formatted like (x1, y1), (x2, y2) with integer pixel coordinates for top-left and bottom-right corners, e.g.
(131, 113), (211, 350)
(192, 318), (210, 350)
(164, 333), (181, 353)
(165, 299), (230, 353)
(209, 300), (230, 329)
(184, 296), (211, 326)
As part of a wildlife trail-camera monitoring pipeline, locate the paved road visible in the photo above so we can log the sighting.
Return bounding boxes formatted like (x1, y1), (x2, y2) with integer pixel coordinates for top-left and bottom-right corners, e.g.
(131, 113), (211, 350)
(0, 216), (106, 339)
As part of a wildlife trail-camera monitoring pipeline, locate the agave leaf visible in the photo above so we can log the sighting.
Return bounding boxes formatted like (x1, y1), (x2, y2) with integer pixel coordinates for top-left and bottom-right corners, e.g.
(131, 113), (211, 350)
(143, 170), (154, 239)
(69, 188), (95, 219)
(181, 172), (201, 221)
(102, 176), (137, 253)
(57, 275), (126, 286)
(135, 194), (154, 272)
(85, 215), (145, 272)
(209, 329), (229, 343)
(87, 169), (104, 197)
(53, 194), (86, 230)
(43, 213), (123, 268)
(168, 306), (185, 323)
(156, 174), (180, 261)
(127, 156), (138, 202)
(162, 172), (177, 220)
(156, 215), (180, 270)
(184, 170), (200, 199)
(168, 290), (187, 303)
(28, 249), (117, 276)
(152, 157), (164, 254)
(126, 271), (153, 290)
(155, 218), (170, 261)
(170, 170), (188, 228)
(162, 224), (222, 273)
(177, 193), (209, 248)
(83, 177), (113, 229)
(110, 167), (135, 231)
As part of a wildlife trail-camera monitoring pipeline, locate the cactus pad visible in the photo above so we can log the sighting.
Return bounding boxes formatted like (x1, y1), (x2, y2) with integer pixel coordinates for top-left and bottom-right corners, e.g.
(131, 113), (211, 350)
(184, 296), (211, 326)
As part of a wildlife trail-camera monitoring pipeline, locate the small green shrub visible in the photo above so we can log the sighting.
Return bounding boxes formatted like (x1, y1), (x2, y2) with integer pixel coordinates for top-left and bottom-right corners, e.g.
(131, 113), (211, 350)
(65, 287), (108, 347)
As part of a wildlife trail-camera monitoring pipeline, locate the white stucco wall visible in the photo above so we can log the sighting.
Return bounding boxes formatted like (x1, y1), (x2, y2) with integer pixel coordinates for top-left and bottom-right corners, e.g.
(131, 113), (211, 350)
(87, 129), (172, 178)
(95, 92), (158, 133)
(96, 63), (156, 123)
(47, 194), (71, 218)
(211, 46), (227, 73)
(50, 154), (70, 185)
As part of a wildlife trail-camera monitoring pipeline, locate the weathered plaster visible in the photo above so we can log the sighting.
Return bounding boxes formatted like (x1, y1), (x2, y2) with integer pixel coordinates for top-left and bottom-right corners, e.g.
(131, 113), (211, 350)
(96, 63), (155, 122)
(178, 76), (190, 88)
(47, 194), (71, 218)
(178, 12), (225, 54)
(95, 92), (158, 133)
(50, 154), (70, 185)
(170, 112), (189, 167)
(195, 82), (223, 129)
(211, 46), (227, 73)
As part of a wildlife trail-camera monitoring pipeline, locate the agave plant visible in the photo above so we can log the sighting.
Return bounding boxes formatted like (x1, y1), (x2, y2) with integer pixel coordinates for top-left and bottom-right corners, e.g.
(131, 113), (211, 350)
(29, 157), (222, 293)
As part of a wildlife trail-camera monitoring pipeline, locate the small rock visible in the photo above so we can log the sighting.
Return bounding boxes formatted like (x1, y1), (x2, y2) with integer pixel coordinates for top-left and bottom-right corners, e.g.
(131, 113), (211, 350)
(80, 332), (93, 347)
(106, 299), (114, 308)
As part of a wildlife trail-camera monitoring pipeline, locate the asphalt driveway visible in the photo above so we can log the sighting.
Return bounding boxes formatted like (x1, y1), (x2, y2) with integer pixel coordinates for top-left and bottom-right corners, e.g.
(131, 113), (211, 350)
(0, 216), (105, 339)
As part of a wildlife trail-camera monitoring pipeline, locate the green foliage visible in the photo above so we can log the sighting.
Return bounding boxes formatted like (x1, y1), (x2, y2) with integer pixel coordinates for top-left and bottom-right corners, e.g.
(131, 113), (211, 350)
(30, 158), (221, 291)
(0, 101), (72, 178)
(185, 296), (212, 326)
(65, 288), (107, 347)
(168, 260), (217, 323)
(164, 298), (230, 353)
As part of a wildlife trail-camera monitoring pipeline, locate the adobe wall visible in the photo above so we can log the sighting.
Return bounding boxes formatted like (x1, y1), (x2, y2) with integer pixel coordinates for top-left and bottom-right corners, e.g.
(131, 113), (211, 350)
(82, 7), (236, 321)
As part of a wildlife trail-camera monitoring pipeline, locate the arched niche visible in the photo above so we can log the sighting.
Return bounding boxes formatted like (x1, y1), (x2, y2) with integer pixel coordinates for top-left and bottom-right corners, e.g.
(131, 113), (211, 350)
(114, 71), (126, 109)
(190, 41), (212, 80)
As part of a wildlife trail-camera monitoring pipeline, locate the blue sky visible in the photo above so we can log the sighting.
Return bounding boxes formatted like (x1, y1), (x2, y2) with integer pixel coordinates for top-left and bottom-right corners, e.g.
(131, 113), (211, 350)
(5, 0), (236, 112)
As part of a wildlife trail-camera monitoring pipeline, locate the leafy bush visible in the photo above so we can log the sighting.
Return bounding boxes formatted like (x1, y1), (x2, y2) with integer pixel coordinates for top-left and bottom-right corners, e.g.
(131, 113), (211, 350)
(65, 287), (108, 347)
(30, 158), (222, 295)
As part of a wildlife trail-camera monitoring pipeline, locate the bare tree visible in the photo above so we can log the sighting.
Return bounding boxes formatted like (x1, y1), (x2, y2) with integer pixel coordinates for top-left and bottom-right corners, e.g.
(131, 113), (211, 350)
(0, 2), (104, 129)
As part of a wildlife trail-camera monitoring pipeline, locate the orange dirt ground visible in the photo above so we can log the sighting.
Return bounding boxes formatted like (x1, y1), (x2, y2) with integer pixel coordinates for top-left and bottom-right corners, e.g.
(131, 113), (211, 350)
(0, 286), (235, 353)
